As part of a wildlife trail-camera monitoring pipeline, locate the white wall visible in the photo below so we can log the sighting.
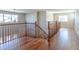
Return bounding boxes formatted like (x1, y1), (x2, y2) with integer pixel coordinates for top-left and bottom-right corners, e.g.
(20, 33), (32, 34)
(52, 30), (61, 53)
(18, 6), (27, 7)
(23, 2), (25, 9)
(75, 10), (79, 36)
(38, 11), (48, 34)
(25, 13), (37, 36)
(18, 13), (25, 23)
(46, 11), (54, 21)
(25, 11), (49, 34)
(25, 11), (55, 34)
(26, 13), (37, 23)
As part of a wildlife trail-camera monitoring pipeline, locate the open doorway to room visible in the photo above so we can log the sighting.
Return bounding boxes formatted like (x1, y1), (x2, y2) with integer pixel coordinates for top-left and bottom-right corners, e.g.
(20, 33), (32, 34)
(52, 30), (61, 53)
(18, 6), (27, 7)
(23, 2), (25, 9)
(54, 12), (75, 29)
(58, 15), (68, 28)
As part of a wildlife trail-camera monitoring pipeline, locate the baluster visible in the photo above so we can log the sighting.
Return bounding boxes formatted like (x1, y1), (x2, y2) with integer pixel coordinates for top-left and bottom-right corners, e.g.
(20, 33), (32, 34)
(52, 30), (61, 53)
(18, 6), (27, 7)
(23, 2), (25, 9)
(6, 25), (9, 49)
(0, 26), (2, 44)
(14, 24), (16, 49)
(7, 25), (8, 49)
(17, 24), (19, 49)
(9, 24), (10, 41)
(12, 24), (14, 49)
(18, 24), (20, 49)
(2, 25), (4, 44)
(9, 24), (11, 49)
(25, 23), (27, 36)
(4, 25), (5, 43)
(6, 25), (8, 49)
(35, 22), (36, 38)
(28, 24), (30, 36)
(0, 26), (1, 49)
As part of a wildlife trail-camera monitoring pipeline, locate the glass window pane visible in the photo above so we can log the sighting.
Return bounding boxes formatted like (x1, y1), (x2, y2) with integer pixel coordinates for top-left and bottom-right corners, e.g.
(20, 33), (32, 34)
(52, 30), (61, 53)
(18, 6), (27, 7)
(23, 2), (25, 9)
(4, 14), (11, 23)
(59, 15), (68, 22)
(0, 14), (3, 23)
(12, 15), (18, 22)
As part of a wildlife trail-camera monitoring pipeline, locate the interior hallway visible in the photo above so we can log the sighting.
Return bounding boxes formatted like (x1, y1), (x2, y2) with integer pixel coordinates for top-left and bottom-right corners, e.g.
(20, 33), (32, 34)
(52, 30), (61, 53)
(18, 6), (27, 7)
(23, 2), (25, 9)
(0, 28), (79, 50)
(49, 28), (79, 50)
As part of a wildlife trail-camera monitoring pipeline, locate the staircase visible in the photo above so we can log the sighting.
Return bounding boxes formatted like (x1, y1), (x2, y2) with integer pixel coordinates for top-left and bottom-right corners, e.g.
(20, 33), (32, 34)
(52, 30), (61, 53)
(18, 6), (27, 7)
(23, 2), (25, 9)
(0, 21), (60, 50)
(0, 36), (48, 50)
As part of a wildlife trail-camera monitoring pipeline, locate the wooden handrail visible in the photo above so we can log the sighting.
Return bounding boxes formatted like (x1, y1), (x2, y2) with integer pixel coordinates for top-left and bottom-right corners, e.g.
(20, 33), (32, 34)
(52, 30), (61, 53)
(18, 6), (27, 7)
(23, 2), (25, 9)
(0, 23), (35, 26)
(35, 23), (48, 38)
(0, 22), (49, 42)
(48, 21), (60, 39)
(0, 21), (60, 46)
(0, 22), (59, 39)
(0, 22), (48, 37)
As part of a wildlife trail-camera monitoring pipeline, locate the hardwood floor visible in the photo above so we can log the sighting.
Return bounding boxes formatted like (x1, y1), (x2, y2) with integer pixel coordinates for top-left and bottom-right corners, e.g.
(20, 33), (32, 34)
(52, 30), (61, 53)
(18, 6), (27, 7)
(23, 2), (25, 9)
(49, 28), (79, 50)
(0, 28), (79, 50)
(0, 37), (48, 50)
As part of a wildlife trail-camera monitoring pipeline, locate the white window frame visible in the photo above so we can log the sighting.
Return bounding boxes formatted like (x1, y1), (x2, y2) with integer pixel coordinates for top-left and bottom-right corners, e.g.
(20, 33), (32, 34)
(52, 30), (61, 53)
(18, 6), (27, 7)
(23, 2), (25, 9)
(0, 13), (18, 23)
(59, 15), (68, 22)
(0, 14), (3, 23)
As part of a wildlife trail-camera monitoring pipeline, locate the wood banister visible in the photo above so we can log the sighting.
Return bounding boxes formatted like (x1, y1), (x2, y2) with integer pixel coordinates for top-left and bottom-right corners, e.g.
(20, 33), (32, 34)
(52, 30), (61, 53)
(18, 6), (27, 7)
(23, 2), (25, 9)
(35, 23), (48, 37)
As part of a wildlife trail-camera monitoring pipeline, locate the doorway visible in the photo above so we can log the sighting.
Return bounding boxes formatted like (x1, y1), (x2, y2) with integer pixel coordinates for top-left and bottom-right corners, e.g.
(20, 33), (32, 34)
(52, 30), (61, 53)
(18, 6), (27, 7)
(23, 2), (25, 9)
(54, 12), (75, 29)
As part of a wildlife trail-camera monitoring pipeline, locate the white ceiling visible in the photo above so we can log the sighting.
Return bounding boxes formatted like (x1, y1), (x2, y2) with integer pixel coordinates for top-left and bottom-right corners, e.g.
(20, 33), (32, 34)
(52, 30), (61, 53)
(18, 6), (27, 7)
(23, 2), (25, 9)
(0, 9), (75, 13)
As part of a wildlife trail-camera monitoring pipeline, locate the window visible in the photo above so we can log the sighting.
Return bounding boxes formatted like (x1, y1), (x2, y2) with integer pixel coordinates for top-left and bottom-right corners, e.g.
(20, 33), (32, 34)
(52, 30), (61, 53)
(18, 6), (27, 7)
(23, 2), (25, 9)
(0, 13), (18, 23)
(0, 14), (3, 23)
(4, 14), (11, 23)
(59, 15), (68, 22)
(12, 15), (18, 22)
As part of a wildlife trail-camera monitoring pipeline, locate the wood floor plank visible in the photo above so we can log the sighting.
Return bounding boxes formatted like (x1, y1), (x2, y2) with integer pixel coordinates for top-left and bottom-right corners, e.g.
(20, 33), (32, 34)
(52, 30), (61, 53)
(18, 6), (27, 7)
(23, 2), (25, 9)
(0, 28), (79, 50)
(49, 28), (79, 50)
